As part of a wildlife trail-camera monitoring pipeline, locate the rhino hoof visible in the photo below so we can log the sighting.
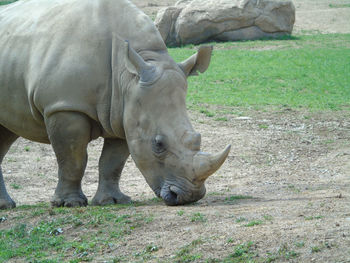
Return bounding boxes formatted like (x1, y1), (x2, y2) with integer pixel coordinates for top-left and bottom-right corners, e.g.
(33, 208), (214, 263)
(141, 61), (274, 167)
(51, 195), (88, 208)
(91, 193), (131, 206)
(0, 199), (16, 210)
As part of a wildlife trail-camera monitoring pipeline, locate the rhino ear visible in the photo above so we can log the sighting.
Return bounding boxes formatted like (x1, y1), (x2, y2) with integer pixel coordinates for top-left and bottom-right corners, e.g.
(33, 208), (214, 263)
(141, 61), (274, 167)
(178, 46), (213, 77)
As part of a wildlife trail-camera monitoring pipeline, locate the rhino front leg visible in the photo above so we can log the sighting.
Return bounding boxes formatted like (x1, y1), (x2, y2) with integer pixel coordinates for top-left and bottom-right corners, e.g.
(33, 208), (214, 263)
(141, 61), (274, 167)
(91, 138), (131, 206)
(46, 112), (91, 207)
(0, 125), (18, 209)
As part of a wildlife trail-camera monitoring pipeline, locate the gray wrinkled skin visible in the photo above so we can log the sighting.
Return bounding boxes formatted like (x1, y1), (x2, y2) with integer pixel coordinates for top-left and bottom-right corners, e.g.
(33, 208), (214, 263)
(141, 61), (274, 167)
(0, 0), (230, 209)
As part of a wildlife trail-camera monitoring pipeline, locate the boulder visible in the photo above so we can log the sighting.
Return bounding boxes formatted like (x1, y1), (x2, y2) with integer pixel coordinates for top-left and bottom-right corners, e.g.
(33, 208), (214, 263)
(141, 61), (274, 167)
(155, 0), (295, 46)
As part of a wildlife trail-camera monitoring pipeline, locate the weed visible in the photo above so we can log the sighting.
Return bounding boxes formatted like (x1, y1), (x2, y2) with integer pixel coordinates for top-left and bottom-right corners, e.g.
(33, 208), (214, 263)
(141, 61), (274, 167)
(24, 146), (30, 152)
(215, 116), (228, 121)
(173, 239), (203, 263)
(190, 212), (207, 222)
(226, 195), (254, 202)
(305, 215), (324, 220)
(266, 243), (299, 262)
(145, 244), (159, 253)
(263, 214), (274, 221)
(243, 220), (263, 227)
(225, 241), (255, 262)
(258, 124), (269, 129)
(235, 217), (247, 223)
(287, 184), (301, 193)
(329, 3), (350, 8)
(31, 209), (46, 217)
(311, 246), (321, 253)
(200, 108), (215, 117)
(208, 192), (223, 196)
(0, 0), (17, 5)
(177, 210), (185, 216)
(10, 183), (21, 190)
(295, 241), (305, 248)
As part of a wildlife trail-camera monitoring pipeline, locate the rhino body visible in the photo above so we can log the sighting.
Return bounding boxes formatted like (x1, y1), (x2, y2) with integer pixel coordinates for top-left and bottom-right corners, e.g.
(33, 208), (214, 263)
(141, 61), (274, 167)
(0, 0), (230, 209)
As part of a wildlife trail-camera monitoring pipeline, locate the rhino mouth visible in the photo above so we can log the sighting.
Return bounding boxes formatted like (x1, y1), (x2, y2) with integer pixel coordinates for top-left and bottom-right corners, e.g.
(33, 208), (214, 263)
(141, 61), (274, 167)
(160, 183), (185, 206)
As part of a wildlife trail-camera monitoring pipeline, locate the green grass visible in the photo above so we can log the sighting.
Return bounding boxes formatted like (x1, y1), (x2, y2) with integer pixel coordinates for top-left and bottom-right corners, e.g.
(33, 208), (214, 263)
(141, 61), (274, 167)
(225, 195), (254, 204)
(305, 215), (324, 220)
(329, 3), (350, 8)
(224, 241), (256, 262)
(10, 183), (21, 190)
(169, 34), (350, 111)
(243, 220), (263, 227)
(190, 212), (206, 222)
(0, 0), (17, 5)
(265, 243), (299, 262)
(173, 239), (203, 263)
(0, 203), (153, 262)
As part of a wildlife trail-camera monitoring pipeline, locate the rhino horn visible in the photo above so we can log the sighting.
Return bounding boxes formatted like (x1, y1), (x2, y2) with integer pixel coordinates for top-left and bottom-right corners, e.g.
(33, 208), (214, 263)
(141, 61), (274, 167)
(124, 40), (159, 83)
(193, 144), (231, 181)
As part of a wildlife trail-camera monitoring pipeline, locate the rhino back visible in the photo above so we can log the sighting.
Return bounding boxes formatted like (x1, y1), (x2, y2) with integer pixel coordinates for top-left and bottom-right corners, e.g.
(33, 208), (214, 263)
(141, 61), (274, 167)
(0, 0), (166, 142)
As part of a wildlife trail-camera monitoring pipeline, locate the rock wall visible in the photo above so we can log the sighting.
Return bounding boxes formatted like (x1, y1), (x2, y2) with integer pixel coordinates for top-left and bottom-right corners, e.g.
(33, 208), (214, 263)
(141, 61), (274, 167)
(155, 0), (295, 46)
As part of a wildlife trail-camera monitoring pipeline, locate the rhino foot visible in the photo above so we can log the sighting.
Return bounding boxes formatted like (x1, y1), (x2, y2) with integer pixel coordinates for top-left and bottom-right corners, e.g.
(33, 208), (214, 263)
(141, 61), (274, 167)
(91, 191), (131, 206)
(0, 198), (16, 210)
(51, 193), (88, 208)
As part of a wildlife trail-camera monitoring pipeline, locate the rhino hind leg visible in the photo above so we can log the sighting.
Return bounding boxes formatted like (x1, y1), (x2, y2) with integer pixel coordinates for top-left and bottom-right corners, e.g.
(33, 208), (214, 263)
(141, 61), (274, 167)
(46, 112), (92, 207)
(0, 125), (18, 209)
(91, 138), (131, 206)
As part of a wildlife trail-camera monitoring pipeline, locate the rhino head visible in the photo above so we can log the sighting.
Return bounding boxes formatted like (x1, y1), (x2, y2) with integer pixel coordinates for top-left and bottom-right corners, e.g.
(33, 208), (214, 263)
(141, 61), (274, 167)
(122, 42), (230, 206)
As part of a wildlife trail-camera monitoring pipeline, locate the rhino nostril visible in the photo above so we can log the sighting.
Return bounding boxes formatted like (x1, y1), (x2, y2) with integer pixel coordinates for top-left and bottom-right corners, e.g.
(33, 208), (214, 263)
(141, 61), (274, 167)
(169, 190), (177, 200)
(161, 188), (178, 206)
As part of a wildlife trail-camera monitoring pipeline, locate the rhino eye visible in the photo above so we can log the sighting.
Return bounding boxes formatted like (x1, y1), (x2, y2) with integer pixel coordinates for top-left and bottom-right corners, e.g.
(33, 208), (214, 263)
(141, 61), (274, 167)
(152, 135), (167, 155)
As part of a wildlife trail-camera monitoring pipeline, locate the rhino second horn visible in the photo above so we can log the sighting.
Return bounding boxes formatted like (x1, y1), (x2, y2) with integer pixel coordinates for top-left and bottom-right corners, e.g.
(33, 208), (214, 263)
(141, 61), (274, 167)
(125, 40), (160, 83)
(193, 144), (231, 181)
(125, 40), (148, 73)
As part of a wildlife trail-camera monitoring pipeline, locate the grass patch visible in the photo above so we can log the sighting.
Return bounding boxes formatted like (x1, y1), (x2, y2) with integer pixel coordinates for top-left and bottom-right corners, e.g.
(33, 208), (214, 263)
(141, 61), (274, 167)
(173, 239), (203, 263)
(177, 210), (185, 216)
(311, 246), (322, 253)
(243, 220), (263, 227)
(0, 0), (17, 5)
(305, 215), (324, 220)
(169, 34), (350, 111)
(190, 212), (207, 222)
(10, 183), (21, 190)
(225, 241), (256, 262)
(266, 243), (299, 262)
(0, 204), (153, 262)
(295, 241), (305, 248)
(235, 217), (247, 223)
(215, 116), (228, 121)
(225, 195), (254, 204)
(199, 108), (215, 117)
(263, 214), (274, 221)
(226, 195), (253, 201)
(329, 3), (350, 8)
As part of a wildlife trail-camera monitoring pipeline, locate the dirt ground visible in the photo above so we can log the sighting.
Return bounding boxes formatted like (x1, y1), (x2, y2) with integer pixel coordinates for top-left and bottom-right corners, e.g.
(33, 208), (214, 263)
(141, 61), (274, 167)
(1, 0), (350, 262)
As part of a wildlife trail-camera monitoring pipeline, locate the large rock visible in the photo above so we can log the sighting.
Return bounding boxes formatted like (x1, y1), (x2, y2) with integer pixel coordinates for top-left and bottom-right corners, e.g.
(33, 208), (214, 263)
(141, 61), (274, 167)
(155, 0), (295, 46)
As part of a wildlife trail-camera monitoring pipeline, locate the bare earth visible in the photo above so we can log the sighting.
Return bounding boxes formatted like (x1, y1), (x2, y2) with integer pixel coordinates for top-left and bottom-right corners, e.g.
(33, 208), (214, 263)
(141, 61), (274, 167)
(1, 0), (350, 262)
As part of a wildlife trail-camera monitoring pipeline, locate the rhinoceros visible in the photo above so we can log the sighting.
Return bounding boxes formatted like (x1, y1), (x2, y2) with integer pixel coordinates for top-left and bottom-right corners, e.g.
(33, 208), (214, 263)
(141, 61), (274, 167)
(0, 0), (230, 209)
